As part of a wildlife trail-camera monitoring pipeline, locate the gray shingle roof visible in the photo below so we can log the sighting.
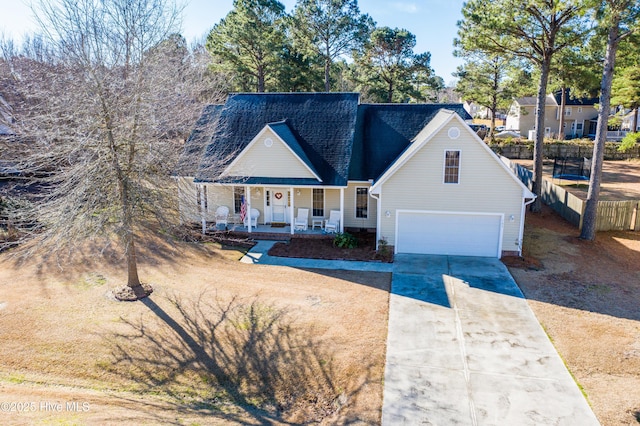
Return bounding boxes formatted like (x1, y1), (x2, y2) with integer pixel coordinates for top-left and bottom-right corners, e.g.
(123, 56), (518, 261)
(176, 104), (224, 176)
(183, 93), (471, 186)
(552, 89), (598, 106)
(195, 93), (359, 185)
(350, 103), (471, 181)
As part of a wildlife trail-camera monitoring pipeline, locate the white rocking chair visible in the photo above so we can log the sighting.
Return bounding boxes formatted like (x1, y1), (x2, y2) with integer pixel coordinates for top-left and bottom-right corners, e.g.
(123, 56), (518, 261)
(215, 205), (229, 229)
(324, 210), (340, 233)
(294, 208), (309, 231)
(244, 208), (260, 228)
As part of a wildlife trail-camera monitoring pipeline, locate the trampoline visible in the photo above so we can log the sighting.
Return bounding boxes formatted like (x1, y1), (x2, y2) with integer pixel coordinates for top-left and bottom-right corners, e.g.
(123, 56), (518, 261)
(552, 157), (591, 182)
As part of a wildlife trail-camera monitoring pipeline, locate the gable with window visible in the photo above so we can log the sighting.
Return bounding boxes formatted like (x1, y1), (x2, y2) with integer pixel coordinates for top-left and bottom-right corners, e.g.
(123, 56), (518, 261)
(444, 150), (461, 184)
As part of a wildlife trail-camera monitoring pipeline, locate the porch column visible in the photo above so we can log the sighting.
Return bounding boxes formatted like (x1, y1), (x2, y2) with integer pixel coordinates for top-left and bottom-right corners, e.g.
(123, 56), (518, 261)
(290, 186), (295, 235)
(340, 187), (344, 233)
(247, 186), (252, 233)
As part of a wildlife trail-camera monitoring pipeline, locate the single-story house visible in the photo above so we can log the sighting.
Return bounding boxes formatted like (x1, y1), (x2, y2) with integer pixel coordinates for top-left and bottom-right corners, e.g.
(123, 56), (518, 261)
(178, 92), (535, 257)
(506, 90), (599, 139)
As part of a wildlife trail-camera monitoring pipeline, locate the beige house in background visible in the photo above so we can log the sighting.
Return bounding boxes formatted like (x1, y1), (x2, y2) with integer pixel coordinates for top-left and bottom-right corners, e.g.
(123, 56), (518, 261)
(506, 90), (598, 139)
(178, 93), (535, 258)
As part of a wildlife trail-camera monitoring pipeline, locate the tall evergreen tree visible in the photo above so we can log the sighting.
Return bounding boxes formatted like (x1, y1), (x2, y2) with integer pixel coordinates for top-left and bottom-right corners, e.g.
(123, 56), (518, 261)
(580, 0), (640, 241)
(549, 46), (601, 138)
(291, 0), (373, 91)
(206, 0), (287, 92)
(457, 0), (591, 212)
(354, 27), (438, 103)
(611, 66), (640, 131)
(454, 54), (517, 138)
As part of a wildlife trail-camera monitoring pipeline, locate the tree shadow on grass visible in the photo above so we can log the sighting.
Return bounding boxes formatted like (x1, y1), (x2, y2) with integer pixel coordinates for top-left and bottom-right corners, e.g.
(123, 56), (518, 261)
(106, 292), (369, 425)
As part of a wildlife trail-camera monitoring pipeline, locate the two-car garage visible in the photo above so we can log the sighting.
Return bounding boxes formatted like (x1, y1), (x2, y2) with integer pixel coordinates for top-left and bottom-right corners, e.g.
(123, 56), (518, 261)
(395, 210), (504, 258)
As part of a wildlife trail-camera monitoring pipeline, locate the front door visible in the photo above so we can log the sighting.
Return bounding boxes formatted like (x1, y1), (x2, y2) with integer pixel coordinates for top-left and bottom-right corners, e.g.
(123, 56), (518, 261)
(265, 189), (289, 223)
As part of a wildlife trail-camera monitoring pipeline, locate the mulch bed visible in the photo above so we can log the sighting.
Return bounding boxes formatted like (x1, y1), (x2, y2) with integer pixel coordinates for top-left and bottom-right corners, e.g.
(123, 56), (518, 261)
(268, 232), (393, 263)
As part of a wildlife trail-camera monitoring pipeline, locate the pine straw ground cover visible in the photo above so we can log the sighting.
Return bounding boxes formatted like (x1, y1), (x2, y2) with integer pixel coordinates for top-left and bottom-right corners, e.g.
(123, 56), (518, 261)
(0, 236), (390, 425)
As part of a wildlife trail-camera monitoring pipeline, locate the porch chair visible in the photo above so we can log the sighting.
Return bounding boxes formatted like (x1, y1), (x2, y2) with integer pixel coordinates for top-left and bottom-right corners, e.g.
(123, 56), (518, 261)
(294, 208), (309, 231)
(324, 210), (340, 233)
(215, 205), (229, 229)
(244, 208), (260, 228)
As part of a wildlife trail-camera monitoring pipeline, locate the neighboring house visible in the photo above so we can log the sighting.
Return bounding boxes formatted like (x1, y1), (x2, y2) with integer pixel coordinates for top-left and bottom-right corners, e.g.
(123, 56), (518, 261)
(178, 93), (535, 258)
(621, 109), (640, 132)
(506, 91), (598, 139)
(463, 101), (494, 121)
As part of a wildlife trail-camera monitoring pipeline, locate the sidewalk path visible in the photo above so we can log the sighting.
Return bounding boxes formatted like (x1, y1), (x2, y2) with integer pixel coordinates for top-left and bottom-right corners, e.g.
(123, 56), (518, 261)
(240, 240), (393, 272)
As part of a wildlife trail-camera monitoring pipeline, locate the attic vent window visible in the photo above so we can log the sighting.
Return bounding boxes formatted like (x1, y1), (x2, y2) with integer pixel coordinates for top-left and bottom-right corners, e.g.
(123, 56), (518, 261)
(264, 138), (273, 147)
(448, 127), (461, 139)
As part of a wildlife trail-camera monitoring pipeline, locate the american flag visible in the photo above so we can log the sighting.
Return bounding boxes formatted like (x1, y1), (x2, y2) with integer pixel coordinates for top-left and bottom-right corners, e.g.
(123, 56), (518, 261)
(240, 195), (247, 222)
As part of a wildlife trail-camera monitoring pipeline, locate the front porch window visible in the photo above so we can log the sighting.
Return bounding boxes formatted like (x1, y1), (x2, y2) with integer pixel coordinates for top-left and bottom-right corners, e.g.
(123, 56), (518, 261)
(356, 187), (368, 219)
(233, 187), (244, 214)
(312, 188), (324, 217)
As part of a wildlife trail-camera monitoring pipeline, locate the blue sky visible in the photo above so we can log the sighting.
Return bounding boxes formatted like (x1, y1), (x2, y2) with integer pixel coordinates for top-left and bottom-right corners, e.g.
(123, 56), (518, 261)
(1, 0), (465, 84)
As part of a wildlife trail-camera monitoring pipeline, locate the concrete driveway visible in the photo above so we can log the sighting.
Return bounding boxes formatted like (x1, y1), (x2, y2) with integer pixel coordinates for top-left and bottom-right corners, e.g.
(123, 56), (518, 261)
(382, 254), (600, 425)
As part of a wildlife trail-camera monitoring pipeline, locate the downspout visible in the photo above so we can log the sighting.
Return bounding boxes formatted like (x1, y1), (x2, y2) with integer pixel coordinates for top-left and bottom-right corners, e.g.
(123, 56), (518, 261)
(370, 191), (381, 250)
(518, 195), (537, 256)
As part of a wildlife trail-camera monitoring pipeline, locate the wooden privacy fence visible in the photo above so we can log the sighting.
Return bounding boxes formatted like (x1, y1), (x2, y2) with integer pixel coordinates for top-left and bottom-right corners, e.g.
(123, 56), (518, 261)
(502, 157), (640, 232)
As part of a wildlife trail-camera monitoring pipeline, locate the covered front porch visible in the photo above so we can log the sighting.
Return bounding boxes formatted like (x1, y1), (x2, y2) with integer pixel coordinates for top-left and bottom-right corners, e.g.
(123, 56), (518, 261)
(195, 183), (352, 236)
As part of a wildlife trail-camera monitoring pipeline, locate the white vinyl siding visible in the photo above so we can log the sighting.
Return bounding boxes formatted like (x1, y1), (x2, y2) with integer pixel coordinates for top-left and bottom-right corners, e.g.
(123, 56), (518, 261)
(378, 122), (524, 254)
(224, 129), (318, 179)
(177, 177), (200, 223)
(177, 181), (237, 224)
(344, 183), (377, 229)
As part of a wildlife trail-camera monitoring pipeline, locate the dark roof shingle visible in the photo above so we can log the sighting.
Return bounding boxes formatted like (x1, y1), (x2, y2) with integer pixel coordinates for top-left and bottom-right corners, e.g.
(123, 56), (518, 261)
(195, 93), (359, 185)
(183, 93), (471, 185)
(350, 103), (471, 180)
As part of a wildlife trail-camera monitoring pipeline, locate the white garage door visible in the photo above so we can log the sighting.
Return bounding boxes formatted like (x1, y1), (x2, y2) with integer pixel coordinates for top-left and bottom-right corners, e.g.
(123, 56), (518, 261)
(396, 211), (503, 257)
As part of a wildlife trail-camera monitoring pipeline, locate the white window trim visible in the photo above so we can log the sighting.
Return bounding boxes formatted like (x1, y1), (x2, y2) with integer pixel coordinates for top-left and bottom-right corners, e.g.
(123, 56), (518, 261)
(355, 187), (369, 219)
(312, 188), (325, 218)
(443, 149), (461, 185)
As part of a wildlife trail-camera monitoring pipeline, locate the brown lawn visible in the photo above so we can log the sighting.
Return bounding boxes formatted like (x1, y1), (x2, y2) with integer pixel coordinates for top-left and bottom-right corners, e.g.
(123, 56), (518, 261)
(506, 205), (640, 426)
(0, 237), (390, 425)
(514, 158), (640, 201)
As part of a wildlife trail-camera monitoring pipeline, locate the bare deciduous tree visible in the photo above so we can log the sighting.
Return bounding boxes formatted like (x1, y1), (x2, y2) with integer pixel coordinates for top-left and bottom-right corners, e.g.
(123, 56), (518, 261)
(2, 0), (225, 299)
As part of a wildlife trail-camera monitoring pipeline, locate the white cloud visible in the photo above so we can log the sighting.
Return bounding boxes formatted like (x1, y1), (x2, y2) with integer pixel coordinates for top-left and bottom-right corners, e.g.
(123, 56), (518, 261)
(391, 2), (419, 13)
